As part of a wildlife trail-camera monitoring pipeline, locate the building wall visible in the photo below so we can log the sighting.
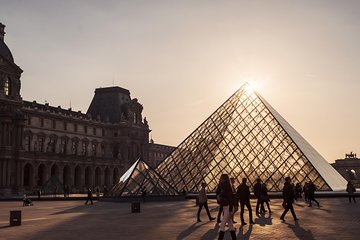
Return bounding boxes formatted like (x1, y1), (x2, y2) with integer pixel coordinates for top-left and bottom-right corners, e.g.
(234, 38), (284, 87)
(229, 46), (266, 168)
(148, 141), (176, 167)
(0, 23), (151, 195)
(332, 153), (360, 188)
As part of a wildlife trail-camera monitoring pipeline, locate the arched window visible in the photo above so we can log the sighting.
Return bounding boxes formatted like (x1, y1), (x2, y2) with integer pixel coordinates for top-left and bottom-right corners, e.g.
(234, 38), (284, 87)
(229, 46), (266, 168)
(23, 163), (33, 187)
(74, 166), (82, 187)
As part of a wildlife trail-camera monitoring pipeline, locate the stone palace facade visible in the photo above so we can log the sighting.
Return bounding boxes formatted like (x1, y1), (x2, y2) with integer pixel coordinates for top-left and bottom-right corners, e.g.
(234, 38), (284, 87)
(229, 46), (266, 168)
(0, 23), (173, 195)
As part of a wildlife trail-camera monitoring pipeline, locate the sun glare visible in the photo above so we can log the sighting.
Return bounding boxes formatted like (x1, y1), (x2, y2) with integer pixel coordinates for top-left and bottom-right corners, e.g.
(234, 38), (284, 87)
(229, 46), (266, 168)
(244, 82), (255, 95)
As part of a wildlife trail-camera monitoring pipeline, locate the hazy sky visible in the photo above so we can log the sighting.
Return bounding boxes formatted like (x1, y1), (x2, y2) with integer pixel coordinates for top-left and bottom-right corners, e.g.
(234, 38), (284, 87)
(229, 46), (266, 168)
(1, 0), (360, 162)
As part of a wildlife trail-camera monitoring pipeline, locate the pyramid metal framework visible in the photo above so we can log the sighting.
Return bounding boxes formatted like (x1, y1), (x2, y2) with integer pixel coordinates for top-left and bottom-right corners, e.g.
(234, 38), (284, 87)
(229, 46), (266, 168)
(109, 159), (179, 196)
(155, 83), (347, 193)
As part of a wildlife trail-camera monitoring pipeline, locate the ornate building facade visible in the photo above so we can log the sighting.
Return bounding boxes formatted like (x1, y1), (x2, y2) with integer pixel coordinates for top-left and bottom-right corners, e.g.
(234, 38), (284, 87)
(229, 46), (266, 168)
(148, 139), (176, 167)
(0, 23), (157, 195)
(332, 152), (360, 187)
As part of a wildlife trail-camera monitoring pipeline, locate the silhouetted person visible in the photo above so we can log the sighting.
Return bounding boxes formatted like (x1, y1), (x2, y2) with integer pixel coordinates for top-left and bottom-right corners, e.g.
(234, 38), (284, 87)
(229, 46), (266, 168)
(236, 178), (254, 225)
(280, 177), (298, 221)
(295, 183), (302, 199)
(230, 177), (238, 223)
(23, 194), (33, 206)
(53, 186), (57, 198)
(260, 183), (271, 214)
(197, 182), (215, 222)
(253, 178), (262, 214)
(217, 174), (236, 240)
(308, 181), (319, 207)
(216, 182), (223, 223)
(141, 187), (147, 202)
(303, 182), (309, 203)
(37, 189), (41, 199)
(346, 181), (356, 203)
(85, 188), (93, 205)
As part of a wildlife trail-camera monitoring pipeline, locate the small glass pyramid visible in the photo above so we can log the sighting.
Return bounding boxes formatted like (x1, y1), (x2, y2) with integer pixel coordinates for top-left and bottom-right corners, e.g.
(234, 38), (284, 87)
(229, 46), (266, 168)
(109, 159), (179, 196)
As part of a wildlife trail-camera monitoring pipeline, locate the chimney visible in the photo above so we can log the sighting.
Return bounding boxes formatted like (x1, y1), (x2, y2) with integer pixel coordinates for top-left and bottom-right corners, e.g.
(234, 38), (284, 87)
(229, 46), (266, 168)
(0, 23), (5, 41)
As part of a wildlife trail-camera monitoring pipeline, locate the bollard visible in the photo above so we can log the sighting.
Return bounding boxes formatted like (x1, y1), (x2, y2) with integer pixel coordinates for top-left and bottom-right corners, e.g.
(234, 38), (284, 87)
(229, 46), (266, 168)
(195, 197), (199, 206)
(131, 202), (140, 213)
(10, 210), (21, 226)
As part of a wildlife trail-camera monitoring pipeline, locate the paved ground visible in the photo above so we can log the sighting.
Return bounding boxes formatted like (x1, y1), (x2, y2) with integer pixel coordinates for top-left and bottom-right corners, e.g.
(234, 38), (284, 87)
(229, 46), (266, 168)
(0, 198), (359, 240)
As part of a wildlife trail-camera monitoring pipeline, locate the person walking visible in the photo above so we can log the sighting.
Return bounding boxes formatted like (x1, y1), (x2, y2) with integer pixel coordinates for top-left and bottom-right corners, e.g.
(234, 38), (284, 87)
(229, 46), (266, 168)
(254, 178), (262, 214)
(346, 181), (356, 203)
(197, 182), (216, 222)
(216, 181), (224, 223)
(260, 183), (272, 214)
(37, 188), (41, 199)
(230, 177), (239, 223)
(217, 174), (236, 240)
(308, 181), (320, 207)
(85, 188), (93, 205)
(295, 183), (302, 200)
(303, 182), (309, 203)
(236, 178), (254, 225)
(280, 177), (299, 221)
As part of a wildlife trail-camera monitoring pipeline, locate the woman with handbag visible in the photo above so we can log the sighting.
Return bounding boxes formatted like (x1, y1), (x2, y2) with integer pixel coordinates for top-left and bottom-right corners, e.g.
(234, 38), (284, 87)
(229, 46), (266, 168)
(217, 174), (236, 240)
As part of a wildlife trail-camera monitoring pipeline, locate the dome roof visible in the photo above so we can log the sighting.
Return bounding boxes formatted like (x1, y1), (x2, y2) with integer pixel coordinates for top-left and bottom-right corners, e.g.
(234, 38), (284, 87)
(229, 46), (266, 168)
(0, 41), (14, 63)
(0, 23), (14, 63)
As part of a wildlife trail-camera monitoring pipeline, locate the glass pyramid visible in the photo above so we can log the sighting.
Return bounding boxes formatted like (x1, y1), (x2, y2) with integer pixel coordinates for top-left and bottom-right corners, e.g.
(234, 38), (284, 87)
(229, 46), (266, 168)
(109, 159), (179, 197)
(155, 83), (347, 193)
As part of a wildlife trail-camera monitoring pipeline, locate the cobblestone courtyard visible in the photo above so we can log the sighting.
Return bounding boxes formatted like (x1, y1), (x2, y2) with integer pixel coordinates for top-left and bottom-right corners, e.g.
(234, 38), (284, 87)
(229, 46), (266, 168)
(0, 198), (359, 240)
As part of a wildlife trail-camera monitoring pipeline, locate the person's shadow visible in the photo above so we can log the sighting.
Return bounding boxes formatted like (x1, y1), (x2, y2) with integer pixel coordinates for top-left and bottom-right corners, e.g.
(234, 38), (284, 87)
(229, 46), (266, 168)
(201, 222), (220, 240)
(238, 224), (253, 240)
(286, 221), (315, 240)
(255, 214), (273, 227)
(177, 222), (212, 240)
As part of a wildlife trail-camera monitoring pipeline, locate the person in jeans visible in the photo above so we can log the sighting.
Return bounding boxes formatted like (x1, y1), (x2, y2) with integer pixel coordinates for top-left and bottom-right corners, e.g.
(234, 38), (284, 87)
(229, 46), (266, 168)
(217, 174), (236, 240)
(280, 177), (299, 222)
(197, 182), (216, 222)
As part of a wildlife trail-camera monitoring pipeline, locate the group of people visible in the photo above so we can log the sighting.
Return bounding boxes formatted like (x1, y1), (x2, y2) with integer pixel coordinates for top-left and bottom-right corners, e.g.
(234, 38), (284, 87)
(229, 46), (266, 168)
(197, 175), (358, 240)
(197, 175), (304, 240)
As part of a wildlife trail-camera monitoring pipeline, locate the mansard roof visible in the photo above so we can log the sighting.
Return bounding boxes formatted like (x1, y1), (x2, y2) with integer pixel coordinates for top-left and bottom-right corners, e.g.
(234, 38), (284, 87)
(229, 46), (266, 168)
(86, 86), (142, 123)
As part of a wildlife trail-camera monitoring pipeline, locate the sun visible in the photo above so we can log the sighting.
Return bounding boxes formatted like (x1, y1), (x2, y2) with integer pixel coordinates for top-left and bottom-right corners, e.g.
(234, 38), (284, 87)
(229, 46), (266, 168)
(244, 82), (255, 95)
(243, 81), (262, 95)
